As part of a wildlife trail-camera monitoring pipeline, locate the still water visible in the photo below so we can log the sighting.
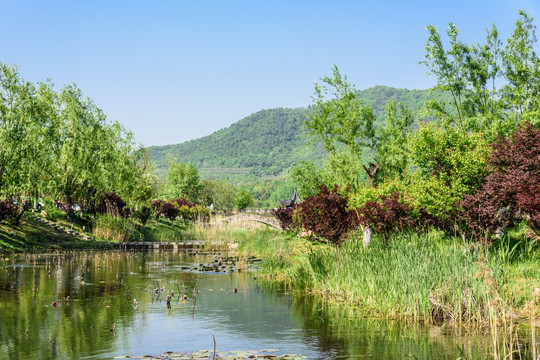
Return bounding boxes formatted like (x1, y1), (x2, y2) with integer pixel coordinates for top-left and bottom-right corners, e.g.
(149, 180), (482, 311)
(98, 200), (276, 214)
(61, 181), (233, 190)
(0, 251), (498, 359)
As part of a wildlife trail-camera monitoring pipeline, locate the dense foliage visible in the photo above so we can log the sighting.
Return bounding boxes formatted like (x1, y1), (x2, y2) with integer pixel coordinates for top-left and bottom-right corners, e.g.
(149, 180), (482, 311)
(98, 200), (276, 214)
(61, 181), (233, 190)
(101, 191), (128, 218)
(272, 207), (295, 230)
(0, 201), (23, 227)
(199, 179), (238, 210)
(233, 190), (254, 210)
(133, 206), (152, 226)
(356, 192), (417, 241)
(163, 160), (202, 202)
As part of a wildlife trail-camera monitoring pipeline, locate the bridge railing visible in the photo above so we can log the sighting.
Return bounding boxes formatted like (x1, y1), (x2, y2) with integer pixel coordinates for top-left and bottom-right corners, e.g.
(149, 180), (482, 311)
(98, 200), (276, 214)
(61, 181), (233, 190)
(244, 209), (273, 214)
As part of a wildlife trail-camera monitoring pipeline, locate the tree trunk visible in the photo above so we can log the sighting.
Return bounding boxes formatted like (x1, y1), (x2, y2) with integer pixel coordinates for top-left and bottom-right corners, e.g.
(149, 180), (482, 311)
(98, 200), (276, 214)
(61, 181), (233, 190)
(362, 225), (372, 247)
(362, 162), (379, 187)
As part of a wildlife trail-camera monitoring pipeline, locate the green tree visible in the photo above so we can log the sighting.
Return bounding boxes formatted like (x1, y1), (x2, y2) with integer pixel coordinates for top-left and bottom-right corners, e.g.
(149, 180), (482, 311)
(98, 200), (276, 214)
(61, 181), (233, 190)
(53, 85), (122, 209)
(408, 123), (490, 222)
(305, 65), (377, 188)
(0, 63), (37, 198)
(421, 11), (540, 134)
(131, 150), (159, 206)
(422, 22), (470, 122)
(289, 161), (324, 198)
(233, 190), (253, 210)
(26, 81), (61, 206)
(163, 159), (202, 202)
(375, 101), (414, 182)
(0, 62), (147, 216)
(200, 179), (237, 210)
(502, 10), (540, 117)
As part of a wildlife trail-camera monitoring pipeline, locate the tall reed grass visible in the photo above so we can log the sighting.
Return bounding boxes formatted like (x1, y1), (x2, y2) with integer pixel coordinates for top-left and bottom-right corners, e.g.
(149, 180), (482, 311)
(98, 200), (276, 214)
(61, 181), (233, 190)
(93, 214), (136, 242)
(238, 228), (539, 328)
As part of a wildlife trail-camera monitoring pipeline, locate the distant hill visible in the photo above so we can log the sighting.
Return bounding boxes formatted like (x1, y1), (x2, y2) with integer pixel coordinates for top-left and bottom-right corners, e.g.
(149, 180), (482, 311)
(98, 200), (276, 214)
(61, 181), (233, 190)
(148, 86), (434, 182)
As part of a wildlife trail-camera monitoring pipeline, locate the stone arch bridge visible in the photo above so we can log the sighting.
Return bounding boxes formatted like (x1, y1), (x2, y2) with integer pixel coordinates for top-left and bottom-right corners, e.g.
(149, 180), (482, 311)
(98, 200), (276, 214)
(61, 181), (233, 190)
(213, 213), (281, 229)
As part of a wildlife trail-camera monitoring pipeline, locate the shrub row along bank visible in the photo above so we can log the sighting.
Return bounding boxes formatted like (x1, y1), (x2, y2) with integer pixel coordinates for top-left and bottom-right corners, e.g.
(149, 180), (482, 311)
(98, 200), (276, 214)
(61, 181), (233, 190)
(276, 123), (539, 246)
(236, 227), (539, 327)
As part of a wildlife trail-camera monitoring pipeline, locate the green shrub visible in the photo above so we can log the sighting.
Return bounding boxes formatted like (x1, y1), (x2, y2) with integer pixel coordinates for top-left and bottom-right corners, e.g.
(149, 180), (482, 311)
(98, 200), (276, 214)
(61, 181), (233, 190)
(41, 198), (65, 222)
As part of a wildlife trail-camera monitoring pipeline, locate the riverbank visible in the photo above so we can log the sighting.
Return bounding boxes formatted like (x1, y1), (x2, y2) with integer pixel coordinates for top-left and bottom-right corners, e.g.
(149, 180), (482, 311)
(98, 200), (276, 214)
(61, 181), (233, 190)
(0, 212), (191, 252)
(0, 215), (114, 252)
(233, 226), (539, 328)
(0, 211), (276, 253)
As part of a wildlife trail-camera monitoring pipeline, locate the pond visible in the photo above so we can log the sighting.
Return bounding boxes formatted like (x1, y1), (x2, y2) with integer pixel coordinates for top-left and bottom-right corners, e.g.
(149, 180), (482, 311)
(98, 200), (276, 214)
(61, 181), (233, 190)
(0, 251), (520, 359)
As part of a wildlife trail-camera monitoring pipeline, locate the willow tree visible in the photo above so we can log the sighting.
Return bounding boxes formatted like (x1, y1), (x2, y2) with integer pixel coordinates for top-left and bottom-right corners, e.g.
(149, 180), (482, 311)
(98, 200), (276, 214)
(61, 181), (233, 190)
(0, 64), (36, 198)
(48, 85), (143, 211)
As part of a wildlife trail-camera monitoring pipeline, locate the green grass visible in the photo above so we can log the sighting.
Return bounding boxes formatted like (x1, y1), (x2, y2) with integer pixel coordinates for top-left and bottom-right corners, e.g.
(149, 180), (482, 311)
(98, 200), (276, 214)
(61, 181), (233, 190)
(0, 212), (195, 252)
(0, 214), (113, 252)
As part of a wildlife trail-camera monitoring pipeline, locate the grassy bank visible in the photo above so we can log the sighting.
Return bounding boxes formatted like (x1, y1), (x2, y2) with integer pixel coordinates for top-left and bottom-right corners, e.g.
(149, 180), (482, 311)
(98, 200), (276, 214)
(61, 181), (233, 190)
(235, 226), (539, 327)
(0, 214), (114, 252)
(0, 212), (193, 252)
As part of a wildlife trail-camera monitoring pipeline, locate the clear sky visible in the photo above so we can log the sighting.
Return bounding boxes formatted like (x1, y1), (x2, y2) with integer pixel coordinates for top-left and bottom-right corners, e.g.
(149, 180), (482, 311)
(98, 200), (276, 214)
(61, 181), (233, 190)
(1, 0), (539, 146)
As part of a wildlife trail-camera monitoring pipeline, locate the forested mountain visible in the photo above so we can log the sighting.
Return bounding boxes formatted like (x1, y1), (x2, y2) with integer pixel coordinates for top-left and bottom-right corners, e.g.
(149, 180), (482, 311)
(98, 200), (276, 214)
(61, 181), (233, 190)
(149, 108), (324, 181)
(148, 86), (433, 181)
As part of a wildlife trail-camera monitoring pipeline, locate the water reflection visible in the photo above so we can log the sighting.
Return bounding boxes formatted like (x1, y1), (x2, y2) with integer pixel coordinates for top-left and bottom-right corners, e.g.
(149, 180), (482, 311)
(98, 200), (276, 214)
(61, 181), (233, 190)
(0, 251), (522, 360)
(287, 295), (499, 360)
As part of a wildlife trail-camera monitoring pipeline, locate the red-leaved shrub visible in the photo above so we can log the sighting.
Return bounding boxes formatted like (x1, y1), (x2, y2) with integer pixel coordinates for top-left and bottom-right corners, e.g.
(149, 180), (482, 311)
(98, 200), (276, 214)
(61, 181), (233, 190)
(458, 122), (540, 239)
(170, 198), (196, 209)
(356, 192), (418, 241)
(151, 200), (166, 219)
(101, 191), (128, 218)
(151, 200), (180, 221)
(293, 186), (358, 244)
(272, 206), (296, 231)
(161, 202), (179, 221)
(0, 201), (24, 227)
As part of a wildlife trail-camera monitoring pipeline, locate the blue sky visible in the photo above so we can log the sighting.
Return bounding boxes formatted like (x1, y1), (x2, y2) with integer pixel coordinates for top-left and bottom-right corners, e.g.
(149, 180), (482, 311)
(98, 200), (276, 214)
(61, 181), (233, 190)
(1, 0), (539, 146)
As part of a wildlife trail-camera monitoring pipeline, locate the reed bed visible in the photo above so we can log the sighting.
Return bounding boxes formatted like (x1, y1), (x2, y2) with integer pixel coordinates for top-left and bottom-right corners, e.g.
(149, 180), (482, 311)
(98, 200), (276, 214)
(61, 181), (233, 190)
(237, 228), (539, 328)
